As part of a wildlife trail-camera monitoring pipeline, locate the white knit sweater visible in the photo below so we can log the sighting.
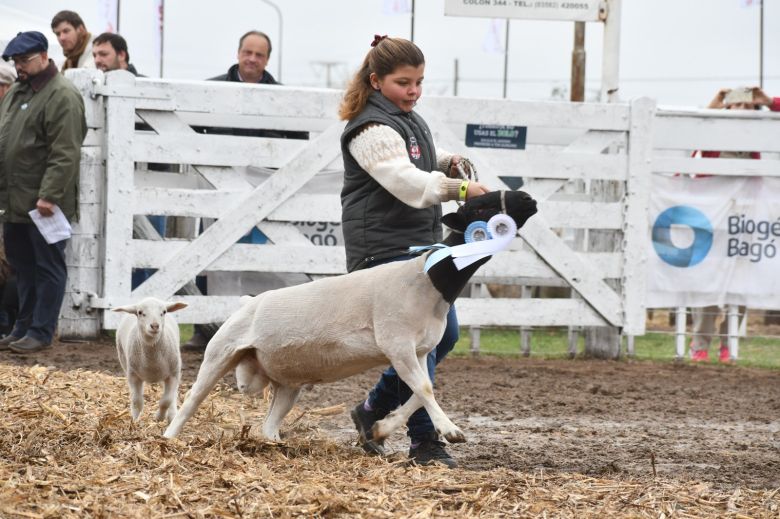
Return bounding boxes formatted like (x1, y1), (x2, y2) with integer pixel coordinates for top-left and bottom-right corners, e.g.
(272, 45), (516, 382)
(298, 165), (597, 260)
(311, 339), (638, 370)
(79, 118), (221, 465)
(348, 124), (464, 208)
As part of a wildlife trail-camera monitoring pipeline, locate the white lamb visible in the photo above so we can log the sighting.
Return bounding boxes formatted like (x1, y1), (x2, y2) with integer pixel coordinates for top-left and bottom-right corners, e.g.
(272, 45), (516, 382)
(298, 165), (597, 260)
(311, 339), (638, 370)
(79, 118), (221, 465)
(164, 190), (537, 443)
(114, 297), (188, 423)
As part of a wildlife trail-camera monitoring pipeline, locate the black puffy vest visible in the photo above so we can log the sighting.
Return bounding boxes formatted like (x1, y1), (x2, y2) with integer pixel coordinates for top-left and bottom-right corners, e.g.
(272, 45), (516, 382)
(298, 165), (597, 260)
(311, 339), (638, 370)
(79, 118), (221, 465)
(340, 92), (441, 272)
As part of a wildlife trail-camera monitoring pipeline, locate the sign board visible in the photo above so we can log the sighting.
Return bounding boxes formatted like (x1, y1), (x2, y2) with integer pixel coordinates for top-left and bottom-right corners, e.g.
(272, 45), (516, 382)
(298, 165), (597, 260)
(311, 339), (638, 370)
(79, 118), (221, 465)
(465, 124), (527, 150)
(444, 0), (604, 22)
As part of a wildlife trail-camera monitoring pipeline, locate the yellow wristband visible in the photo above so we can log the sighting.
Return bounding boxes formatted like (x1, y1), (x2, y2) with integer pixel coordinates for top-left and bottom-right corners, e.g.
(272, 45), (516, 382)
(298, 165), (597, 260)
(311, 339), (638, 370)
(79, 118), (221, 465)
(459, 180), (469, 202)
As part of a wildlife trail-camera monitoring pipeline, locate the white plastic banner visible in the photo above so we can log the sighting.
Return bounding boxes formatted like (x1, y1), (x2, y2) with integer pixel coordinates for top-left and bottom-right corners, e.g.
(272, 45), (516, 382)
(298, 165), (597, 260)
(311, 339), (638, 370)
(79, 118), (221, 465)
(647, 175), (780, 309)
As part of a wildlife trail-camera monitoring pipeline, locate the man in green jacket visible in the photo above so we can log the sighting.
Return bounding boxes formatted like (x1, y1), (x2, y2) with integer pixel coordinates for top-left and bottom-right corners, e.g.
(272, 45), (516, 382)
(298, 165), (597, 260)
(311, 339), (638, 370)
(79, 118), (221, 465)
(0, 31), (87, 354)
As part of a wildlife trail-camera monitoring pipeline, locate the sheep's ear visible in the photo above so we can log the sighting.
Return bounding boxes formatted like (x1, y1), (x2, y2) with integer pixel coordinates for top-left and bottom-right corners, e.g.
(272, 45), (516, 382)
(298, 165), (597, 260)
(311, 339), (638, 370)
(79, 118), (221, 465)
(113, 305), (137, 314)
(166, 302), (188, 313)
(442, 212), (467, 232)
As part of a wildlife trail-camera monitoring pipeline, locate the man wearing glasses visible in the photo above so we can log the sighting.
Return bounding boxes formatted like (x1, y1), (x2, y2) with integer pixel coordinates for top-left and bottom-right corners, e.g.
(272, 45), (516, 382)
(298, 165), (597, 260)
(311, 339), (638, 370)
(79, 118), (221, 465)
(0, 31), (87, 354)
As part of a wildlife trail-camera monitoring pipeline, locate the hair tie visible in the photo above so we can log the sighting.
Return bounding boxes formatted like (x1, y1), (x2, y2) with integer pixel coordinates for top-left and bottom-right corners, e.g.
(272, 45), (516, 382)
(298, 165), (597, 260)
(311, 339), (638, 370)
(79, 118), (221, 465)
(371, 34), (388, 47)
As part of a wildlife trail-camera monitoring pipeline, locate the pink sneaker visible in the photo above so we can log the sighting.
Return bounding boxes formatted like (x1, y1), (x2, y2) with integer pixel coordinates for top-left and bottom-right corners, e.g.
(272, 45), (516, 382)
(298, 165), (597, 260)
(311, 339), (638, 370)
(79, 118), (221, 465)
(719, 345), (731, 363)
(690, 349), (709, 362)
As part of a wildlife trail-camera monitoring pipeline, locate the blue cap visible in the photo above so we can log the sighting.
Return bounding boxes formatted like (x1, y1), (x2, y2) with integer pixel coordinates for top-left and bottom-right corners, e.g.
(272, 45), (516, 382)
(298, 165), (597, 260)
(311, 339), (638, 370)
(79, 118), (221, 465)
(2, 31), (49, 61)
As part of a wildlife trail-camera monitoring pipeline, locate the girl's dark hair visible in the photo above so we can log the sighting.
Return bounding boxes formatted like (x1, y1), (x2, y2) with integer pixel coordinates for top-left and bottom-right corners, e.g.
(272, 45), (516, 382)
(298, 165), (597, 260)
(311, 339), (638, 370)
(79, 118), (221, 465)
(338, 37), (425, 121)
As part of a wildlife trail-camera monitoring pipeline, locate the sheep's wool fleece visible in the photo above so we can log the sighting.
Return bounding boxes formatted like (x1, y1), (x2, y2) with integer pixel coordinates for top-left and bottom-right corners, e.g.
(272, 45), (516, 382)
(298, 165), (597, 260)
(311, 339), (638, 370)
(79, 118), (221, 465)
(229, 256), (448, 385)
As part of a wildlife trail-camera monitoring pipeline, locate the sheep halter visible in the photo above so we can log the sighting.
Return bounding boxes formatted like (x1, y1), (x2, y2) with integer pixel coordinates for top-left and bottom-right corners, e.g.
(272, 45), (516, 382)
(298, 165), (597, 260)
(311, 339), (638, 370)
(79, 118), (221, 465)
(417, 213), (517, 272)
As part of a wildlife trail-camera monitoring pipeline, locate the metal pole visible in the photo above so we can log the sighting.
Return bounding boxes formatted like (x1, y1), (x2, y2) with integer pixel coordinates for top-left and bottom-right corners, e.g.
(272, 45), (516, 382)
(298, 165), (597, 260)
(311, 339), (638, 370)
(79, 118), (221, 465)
(411, 0), (416, 42)
(600, 0), (622, 102)
(502, 19), (510, 98)
(759, 0), (764, 88)
(570, 22), (585, 102)
(116, 0), (121, 33)
(258, 0), (283, 82)
(675, 306), (687, 360)
(158, 0), (164, 77)
(453, 58), (459, 96)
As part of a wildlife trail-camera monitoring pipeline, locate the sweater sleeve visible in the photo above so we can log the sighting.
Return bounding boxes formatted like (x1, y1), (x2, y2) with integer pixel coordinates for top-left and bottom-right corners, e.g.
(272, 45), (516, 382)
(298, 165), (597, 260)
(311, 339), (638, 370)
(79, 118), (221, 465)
(348, 125), (463, 208)
(771, 97), (780, 112)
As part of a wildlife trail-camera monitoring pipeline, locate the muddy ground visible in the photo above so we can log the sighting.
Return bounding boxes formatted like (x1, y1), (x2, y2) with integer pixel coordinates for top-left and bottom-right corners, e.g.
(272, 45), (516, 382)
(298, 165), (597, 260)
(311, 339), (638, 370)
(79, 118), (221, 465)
(3, 337), (778, 493)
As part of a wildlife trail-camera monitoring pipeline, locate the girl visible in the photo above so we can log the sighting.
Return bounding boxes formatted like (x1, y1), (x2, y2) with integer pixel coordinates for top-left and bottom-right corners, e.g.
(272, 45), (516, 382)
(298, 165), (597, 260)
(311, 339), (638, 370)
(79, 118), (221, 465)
(339, 35), (490, 468)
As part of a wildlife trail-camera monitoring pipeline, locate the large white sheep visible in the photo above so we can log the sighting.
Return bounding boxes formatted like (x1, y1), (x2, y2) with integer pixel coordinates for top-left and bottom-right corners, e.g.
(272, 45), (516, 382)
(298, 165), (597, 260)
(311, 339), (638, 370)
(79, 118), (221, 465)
(114, 297), (188, 423)
(164, 190), (537, 442)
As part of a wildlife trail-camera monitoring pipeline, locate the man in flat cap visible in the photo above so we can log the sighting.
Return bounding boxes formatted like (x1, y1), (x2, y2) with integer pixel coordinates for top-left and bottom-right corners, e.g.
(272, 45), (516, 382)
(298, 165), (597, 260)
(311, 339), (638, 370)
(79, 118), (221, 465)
(0, 31), (87, 354)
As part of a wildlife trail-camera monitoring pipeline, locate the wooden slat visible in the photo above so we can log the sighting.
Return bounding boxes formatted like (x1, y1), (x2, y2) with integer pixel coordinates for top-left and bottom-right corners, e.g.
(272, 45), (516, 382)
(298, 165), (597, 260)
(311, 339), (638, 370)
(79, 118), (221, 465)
(540, 201), (623, 229)
(622, 98), (656, 335)
(455, 298), (607, 327)
(654, 112), (780, 153)
(420, 97), (630, 131)
(133, 189), (341, 221)
(122, 78), (343, 118)
(652, 156), (780, 177)
(132, 132), (302, 167)
(101, 72), (138, 310)
(104, 295), (608, 329)
(132, 241), (346, 274)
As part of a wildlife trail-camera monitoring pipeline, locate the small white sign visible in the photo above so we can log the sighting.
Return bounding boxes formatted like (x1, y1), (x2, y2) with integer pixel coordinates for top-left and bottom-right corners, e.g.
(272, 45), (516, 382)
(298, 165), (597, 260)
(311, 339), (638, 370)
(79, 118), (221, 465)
(444, 0), (604, 23)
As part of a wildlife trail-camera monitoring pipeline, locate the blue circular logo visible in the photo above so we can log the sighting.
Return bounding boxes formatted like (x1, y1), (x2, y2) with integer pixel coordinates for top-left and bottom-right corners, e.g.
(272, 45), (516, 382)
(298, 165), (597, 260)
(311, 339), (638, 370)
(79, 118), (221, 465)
(652, 206), (713, 267)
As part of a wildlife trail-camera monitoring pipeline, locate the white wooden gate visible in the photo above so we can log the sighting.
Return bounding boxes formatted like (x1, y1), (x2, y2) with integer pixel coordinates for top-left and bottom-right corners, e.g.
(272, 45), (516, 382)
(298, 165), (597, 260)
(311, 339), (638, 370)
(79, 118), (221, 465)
(60, 69), (654, 338)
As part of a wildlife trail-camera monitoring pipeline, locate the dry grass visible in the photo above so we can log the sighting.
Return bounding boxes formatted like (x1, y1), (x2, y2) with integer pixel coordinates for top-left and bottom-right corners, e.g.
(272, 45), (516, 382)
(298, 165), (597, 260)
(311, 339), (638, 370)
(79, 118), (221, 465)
(0, 363), (778, 518)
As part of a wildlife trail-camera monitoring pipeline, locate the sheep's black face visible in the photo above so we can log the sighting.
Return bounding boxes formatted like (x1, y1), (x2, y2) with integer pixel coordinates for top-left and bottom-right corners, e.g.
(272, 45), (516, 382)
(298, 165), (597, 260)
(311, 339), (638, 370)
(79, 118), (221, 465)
(441, 190), (538, 233)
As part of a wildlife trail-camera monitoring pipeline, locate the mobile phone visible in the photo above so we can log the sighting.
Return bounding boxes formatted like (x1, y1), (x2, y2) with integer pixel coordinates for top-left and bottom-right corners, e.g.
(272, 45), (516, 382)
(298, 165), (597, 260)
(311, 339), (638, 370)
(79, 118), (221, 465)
(723, 87), (753, 106)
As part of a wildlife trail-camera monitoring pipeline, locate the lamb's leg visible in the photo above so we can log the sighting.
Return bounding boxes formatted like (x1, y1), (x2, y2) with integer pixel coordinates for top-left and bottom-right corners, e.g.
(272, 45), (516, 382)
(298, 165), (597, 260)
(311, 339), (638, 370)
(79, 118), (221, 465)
(128, 375), (144, 422)
(163, 339), (243, 438)
(156, 375), (179, 423)
(261, 383), (301, 442)
(375, 349), (465, 444)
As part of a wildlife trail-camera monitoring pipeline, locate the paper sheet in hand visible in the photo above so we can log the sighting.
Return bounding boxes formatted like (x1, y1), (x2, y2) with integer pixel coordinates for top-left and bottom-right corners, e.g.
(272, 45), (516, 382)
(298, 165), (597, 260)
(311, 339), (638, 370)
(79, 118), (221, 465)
(28, 206), (72, 244)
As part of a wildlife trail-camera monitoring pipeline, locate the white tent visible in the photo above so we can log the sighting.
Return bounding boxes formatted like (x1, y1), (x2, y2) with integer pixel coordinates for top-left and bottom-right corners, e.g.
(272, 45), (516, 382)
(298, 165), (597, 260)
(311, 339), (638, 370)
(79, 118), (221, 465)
(0, 5), (63, 63)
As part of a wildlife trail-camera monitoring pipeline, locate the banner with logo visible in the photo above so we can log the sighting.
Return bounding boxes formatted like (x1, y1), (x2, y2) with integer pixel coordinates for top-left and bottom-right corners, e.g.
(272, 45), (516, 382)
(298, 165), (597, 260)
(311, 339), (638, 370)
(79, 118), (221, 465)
(647, 175), (780, 309)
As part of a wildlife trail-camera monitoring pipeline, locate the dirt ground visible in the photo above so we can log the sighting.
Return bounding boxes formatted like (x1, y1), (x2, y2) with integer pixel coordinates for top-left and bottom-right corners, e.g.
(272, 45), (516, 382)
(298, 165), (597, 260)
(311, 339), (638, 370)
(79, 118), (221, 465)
(3, 336), (778, 494)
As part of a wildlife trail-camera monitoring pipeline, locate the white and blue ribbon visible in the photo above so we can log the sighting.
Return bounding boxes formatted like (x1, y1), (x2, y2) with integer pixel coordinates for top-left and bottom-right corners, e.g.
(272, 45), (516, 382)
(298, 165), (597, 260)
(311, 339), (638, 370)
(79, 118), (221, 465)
(415, 214), (517, 272)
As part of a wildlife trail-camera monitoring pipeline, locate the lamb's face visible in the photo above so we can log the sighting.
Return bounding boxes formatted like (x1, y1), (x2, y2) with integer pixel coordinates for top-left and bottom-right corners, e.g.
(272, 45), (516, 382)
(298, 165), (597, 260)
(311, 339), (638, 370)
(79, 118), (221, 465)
(134, 300), (169, 340)
(441, 190), (538, 232)
(113, 298), (188, 343)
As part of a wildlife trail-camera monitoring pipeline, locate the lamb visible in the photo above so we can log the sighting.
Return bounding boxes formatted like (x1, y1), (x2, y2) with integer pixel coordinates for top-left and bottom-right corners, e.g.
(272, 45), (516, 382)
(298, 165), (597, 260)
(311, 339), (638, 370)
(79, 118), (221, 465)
(114, 297), (188, 423)
(163, 190), (537, 442)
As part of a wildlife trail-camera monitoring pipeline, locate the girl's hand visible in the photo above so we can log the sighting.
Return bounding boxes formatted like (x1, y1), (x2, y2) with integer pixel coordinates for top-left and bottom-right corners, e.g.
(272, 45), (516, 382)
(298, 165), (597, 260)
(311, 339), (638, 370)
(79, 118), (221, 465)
(448, 155), (464, 178)
(466, 181), (490, 200)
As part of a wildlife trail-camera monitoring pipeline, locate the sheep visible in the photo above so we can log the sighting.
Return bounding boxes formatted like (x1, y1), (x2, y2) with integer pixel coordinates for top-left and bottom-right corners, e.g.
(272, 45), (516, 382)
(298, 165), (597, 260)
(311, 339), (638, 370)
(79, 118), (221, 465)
(114, 297), (188, 423)
(163, 190), (537, 442)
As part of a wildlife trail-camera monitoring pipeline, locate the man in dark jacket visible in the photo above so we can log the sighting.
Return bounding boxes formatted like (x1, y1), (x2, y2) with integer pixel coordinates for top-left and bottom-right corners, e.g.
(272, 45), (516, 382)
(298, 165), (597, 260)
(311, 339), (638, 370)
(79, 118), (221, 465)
(0, 31), (87, 353)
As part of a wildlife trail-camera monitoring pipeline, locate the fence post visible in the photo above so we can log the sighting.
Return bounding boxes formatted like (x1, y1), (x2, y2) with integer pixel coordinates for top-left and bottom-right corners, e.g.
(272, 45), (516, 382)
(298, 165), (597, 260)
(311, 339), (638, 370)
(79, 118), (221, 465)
(59, 69), (105, 340)
(727, 304), (739, 361)
(675, 306), (687, 360)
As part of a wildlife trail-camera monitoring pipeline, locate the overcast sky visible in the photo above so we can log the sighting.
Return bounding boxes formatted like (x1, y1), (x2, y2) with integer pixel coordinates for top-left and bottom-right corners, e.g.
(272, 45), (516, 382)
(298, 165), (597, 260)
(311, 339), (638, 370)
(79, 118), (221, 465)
(2, 0), (778, 106)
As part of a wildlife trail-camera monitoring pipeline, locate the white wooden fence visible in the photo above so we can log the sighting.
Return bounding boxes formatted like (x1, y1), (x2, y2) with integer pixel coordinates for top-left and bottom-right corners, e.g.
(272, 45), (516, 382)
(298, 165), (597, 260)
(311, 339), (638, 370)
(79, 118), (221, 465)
(60, 68), (658, 339)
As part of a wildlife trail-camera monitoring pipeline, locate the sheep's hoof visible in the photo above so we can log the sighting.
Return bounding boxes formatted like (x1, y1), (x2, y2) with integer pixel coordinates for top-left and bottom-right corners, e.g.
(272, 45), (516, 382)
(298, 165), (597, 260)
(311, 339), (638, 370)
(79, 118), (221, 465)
(442, 429), (466, 444)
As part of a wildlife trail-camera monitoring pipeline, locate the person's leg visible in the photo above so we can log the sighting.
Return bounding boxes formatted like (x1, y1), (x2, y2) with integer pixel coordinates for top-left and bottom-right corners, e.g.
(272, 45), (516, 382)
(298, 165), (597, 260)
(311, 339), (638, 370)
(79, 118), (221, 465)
(24, 226), (67, 344)
(690, 305), (718, 361)
(3, 224), (36, 340)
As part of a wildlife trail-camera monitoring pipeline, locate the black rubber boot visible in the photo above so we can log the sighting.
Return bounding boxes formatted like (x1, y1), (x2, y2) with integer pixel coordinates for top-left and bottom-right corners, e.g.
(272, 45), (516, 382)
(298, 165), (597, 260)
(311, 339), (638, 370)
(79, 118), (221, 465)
(350, 402), (387, 456)
(409, 432), (458, 469)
